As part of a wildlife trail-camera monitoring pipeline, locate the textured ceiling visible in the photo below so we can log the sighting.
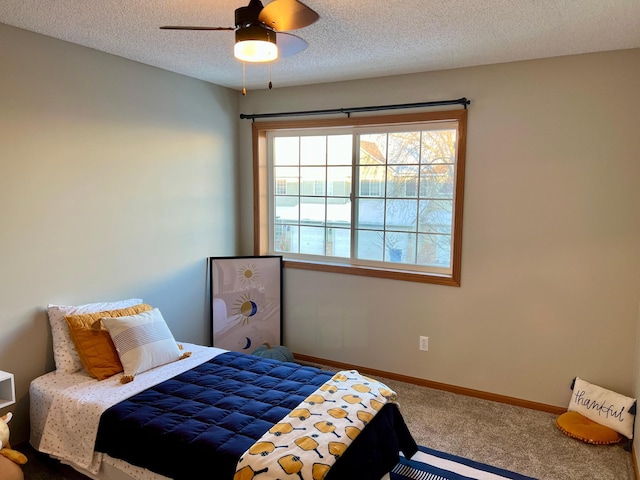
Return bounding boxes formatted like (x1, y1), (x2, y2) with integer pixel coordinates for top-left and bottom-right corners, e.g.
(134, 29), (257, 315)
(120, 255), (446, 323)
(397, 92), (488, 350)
(1, 0), (639, 92)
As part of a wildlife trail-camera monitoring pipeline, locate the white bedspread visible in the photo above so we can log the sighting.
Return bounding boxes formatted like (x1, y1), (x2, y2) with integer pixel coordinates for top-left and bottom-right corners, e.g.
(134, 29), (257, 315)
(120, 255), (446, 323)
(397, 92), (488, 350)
(36, 343), (225, 475)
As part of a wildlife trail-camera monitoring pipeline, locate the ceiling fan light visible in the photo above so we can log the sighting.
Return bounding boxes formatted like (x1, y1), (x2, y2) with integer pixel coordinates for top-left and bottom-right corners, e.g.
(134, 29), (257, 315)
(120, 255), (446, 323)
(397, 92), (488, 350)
(234, 25), (278, 62)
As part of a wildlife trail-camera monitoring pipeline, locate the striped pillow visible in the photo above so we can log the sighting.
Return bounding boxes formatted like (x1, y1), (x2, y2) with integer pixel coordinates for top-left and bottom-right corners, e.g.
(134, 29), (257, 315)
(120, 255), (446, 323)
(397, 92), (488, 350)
(102, 308), (181, 382)
(65, 303), (154, 380)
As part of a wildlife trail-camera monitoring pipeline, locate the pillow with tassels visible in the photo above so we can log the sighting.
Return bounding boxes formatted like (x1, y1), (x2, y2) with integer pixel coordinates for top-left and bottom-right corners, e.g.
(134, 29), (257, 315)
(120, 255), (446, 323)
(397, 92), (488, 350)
(567, 377), (636, 439)
(101, 308), (191, 384)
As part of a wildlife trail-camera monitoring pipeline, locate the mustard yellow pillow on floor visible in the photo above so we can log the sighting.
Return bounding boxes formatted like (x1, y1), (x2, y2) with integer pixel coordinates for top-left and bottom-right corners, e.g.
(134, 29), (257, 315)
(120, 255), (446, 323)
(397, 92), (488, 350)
(65, 303), (153, 380)
(556, 411), (622, 445)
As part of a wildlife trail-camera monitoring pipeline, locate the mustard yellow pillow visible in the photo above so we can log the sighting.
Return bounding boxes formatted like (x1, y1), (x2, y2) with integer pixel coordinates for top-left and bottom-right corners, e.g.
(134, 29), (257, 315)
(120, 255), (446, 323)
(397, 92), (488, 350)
(65, 303), (153, 380)
(556, 411), (622, 445)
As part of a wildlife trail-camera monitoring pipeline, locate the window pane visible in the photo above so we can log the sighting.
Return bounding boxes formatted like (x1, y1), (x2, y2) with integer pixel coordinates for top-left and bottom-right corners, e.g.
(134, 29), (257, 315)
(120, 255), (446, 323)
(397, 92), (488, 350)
(421, 129), (457, 164)
(356, 229), (384, 261)
(327, 166), (352, 197)
(300, 226), (325, 255)
(386, 165), (418, 198)
(386, 199), (417, 231)
(300, 136), (326, 166)
(328, 135), (352, 165)
(417, 233), (451, 268)
(275, 196), (299, 223)
(420, 165), (454, 198)
(300, 197), (325, 225)
(327, 198), (351, 226)
(300, 167), (326, 195)
(274, 224), (298, 253)
(274, 167), (299, 195)
(359, 134), (386, 165)
(357, 198), (384, 229)
(274, 137), (299, 166)
(419, 200), (452, 234)
(388, 131), (420, 165)
(327, 227), (350, 258)
(358, 166), (385, 197)
(385, 232), (417, 264)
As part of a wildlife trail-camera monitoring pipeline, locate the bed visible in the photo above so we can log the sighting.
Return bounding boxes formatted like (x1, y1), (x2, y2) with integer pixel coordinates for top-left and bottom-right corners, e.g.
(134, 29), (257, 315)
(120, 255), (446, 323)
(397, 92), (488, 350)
(31, 299), (417, 480)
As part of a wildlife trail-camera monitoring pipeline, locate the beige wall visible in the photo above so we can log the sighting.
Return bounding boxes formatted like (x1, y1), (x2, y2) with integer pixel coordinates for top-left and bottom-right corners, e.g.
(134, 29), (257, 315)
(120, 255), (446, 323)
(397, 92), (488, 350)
(635, 300), (640, 466)
(238, 49), (640, 410)
(0, 23), (239, 443)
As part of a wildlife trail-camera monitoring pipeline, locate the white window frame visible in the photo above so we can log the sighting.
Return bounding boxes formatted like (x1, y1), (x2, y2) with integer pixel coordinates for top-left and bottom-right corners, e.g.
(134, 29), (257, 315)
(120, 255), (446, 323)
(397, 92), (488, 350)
(252, 110), (467, 286)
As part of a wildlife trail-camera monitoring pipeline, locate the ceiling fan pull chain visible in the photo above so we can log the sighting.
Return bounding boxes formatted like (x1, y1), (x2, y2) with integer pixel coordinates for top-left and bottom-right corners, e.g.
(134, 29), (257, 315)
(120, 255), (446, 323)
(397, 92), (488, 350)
(242, 62), (247, 96)
(269, 63), (273, 90)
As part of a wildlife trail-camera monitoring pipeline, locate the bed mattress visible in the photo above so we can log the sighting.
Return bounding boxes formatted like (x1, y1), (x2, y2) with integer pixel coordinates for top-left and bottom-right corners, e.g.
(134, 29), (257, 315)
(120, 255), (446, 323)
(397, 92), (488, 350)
(30, 344), (416, 480)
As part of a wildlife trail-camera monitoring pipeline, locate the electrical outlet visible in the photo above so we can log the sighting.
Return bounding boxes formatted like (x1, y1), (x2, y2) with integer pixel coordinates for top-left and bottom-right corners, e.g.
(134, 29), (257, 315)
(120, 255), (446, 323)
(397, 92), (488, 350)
(419, 336), (429, 351)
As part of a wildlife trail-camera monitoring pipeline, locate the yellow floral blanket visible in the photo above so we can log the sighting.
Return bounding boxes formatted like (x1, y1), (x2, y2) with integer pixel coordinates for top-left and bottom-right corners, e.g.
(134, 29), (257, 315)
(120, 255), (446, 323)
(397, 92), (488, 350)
(234, 370), (397, 480)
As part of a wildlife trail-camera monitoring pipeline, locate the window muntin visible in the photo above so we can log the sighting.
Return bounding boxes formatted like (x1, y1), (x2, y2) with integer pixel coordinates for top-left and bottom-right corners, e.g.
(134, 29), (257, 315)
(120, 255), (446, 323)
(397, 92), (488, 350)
(254, 110), (466, 286)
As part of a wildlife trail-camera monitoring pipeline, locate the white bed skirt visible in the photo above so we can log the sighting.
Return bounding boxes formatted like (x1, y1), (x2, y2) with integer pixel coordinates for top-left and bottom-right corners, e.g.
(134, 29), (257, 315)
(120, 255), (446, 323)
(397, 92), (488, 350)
(62, 454), (171, 480)
(66, 454), (391, 480)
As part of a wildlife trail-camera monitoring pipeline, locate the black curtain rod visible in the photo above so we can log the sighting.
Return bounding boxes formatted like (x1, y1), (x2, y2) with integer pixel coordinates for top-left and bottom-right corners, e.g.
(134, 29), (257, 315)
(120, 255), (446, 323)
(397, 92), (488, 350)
(239, 97), (470, 121)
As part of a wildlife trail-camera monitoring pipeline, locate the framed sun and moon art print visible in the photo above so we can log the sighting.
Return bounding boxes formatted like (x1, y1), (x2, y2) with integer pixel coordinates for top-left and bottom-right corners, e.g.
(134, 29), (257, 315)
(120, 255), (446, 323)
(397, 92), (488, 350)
(209, 255), (283, 353)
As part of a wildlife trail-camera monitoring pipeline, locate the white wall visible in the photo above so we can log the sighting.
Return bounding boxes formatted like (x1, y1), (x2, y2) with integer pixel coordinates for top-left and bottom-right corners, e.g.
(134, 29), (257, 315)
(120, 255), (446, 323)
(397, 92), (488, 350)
(238, 49), (640, 409)
(0, 23), (239, 442)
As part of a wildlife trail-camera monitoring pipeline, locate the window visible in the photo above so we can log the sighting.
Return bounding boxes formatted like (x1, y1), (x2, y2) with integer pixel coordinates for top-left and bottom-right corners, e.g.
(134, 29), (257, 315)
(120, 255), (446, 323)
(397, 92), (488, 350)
(275, 179), (287, 195)
(253, 110), (467, 286)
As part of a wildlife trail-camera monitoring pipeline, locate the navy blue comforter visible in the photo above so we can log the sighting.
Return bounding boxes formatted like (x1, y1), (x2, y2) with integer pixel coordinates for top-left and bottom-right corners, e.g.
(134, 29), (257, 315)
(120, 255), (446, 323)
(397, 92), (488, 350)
(96, 352), (417, 479)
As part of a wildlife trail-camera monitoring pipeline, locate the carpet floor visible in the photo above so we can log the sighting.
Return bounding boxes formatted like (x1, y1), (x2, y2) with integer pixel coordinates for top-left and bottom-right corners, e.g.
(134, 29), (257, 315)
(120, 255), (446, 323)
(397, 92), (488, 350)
(16, 367), (636, 480)
(378, 374), (635, 480)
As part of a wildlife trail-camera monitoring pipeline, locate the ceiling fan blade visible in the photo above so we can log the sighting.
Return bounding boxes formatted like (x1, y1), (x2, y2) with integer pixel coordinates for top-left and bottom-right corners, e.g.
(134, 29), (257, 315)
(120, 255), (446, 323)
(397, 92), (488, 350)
(277, 32), (308, 58)
(259, 0), (319, 31)
(160, 26), (235, 31)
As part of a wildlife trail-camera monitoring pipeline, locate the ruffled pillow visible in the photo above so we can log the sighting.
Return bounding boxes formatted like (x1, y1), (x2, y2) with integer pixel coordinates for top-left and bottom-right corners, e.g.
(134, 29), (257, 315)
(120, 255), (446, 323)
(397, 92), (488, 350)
(47, 298), (143, 373)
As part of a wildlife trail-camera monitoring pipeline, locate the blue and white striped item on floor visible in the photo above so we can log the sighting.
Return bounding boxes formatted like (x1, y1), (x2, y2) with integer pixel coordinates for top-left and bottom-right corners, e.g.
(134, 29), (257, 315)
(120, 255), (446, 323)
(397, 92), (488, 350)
(390, 445), (537, 480)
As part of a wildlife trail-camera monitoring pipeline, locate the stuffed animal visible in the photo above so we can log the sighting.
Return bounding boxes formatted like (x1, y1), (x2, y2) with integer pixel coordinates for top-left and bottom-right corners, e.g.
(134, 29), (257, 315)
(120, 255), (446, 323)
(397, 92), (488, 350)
(251, 342), (294, 362)
(0, 413), (27, 465)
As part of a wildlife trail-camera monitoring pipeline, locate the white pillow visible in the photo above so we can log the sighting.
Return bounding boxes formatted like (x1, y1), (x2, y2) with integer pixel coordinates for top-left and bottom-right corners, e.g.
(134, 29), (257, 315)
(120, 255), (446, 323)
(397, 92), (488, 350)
(568, 377), (636, 439)
(47, 298), (143, 374)
(102, 308), (181, 379)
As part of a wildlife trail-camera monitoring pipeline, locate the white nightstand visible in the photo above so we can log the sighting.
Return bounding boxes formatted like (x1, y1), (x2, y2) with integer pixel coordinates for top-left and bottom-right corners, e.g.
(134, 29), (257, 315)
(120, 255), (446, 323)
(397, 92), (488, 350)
(0, 371), (15, 409)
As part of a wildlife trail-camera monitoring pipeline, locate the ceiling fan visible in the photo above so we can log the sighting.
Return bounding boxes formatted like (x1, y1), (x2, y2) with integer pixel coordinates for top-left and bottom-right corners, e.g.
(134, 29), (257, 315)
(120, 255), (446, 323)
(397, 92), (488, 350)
(160, 0), (319, 64)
